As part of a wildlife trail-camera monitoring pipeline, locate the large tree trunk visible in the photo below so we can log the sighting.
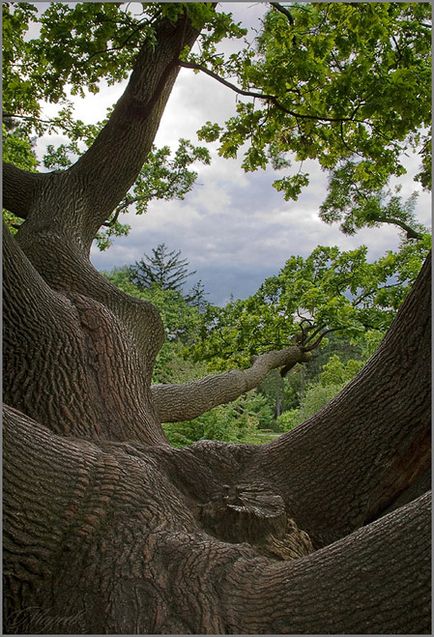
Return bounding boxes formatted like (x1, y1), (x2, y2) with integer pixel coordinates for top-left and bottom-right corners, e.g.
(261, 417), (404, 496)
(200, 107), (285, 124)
(3, 9), (431, 635)
(3, 250), (431, 634)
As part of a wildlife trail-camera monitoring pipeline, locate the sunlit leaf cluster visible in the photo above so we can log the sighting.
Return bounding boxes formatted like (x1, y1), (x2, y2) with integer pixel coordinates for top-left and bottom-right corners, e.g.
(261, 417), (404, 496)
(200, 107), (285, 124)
(197, 3), (431, 212)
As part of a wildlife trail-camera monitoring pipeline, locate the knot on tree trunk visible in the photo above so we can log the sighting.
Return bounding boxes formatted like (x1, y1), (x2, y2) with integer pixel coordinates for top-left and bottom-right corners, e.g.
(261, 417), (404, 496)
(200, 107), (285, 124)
(198, 483), (313, 560)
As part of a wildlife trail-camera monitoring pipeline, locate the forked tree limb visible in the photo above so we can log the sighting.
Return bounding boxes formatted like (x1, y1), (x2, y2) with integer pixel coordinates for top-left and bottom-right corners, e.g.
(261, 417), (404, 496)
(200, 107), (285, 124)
(152, 346), (311, 423)
(10, 13), (201, 255)
(220, 491), (431, 634)
(3, 224), (166, 444)
(65, 14), (201, 246)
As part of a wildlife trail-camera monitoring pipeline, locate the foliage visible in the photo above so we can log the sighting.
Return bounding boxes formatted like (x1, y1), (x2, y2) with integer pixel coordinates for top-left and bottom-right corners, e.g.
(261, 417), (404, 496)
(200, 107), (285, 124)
(107, 267), (276, 442)
(163, 390), (274, 447)
(95, 140), (211, 249)
(105, 267), (205, 384)
(4, 3), (430, 246)
(196, 2), (431, 229)
(128, 243), (210, 312)
(277, 353), (366, 432)
(276, 383), (344, 432)
(318, 354), (365, 387)
(320, 179), (428, 240)
(193, 241), (430, 370)
(3, 3), (243, 116)
(3, 3), (215, 244)
(129, 243), (196, 293)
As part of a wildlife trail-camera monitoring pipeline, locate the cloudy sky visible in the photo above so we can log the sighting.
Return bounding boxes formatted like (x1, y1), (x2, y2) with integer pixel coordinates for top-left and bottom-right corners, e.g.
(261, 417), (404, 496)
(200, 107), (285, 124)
(37, 2), (431, 305)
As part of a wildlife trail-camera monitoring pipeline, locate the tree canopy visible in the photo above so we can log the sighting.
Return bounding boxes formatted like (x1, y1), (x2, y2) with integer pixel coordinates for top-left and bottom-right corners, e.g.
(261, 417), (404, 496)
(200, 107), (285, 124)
(197, 2), (431, 202)
(194, 237), (430, 369)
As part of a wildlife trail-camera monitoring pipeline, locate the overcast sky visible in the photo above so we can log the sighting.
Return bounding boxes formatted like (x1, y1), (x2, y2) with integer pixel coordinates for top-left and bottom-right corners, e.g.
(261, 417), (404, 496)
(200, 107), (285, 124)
(37, 2), (431, 305)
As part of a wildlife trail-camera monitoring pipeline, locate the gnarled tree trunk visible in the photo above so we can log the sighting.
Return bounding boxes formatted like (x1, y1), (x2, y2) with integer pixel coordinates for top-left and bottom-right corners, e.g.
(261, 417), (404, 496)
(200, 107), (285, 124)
(3, 9), (431, 635)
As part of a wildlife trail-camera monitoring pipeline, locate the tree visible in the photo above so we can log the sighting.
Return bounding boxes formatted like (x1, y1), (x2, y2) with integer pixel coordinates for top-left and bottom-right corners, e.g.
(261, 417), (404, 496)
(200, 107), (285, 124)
(197, 2), (431, 210)
(3, 3), (431, 634)
(193, 240), (431, 369)
(128, 243), (209, 310)
(129, 243), (197, 292)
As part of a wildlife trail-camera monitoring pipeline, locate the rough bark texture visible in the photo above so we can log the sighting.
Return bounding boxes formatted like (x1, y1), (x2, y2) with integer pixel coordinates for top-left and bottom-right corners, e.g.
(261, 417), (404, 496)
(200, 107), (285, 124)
(152, 346), (311, 422)
(3, 405), (431, 635)
(248, 254), (432, 548)
(2, 163), (49, 218)
(2, 8), (431, 635)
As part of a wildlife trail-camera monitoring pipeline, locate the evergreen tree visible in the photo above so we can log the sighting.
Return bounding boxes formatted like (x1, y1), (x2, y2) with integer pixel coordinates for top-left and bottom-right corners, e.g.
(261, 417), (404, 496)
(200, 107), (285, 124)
(128, 243), (196, 293)
(185, 279), (209, 312)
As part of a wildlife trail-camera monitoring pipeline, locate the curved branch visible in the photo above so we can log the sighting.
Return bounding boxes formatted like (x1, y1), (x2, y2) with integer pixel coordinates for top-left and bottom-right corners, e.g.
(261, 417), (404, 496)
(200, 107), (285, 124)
(375, 215), (424, 240)
(3, 225), (165, 444)
(179, 61), (369, 124)
(247, 254), (431, 547)
(2, 162), (48, 219)
(222, 492), (431, 634)
(303, 327), (343, 352)
(152, 345), (311, 423)
(270, 2), (294, 25)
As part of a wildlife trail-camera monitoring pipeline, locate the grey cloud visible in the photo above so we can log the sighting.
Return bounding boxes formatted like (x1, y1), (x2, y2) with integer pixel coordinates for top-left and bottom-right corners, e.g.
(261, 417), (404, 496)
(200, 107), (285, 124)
(91, 155), (414, 305)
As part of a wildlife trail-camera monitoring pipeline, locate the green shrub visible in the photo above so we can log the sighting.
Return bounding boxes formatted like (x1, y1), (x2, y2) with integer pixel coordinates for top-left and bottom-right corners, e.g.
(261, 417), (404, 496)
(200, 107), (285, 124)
(276, 382), (344, 432)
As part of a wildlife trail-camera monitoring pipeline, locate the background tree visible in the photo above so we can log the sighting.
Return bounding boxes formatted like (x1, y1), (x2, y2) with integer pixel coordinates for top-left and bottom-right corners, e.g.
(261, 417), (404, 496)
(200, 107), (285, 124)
(193, 240), (430, 369)
(129, 242), (196, 292)
(3, 3), (431, 634)
(107, 266), (273, 446)
(128, 243), (209, 310)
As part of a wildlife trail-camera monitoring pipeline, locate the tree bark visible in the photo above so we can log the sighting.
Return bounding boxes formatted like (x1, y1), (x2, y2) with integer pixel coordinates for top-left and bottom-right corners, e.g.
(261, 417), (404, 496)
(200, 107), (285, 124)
(11, 13), (200, 256)
(152, 346), (311, 422)
(4, 404), (431, 635)
(2, 163), (49, 219)
(248, 253), (431, 547)
(3, 224), (165, 445)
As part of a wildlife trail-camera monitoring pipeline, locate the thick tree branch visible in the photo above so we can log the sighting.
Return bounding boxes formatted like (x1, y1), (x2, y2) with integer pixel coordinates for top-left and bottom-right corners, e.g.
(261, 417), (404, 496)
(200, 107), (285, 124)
(65, 14), (201, 246)
(245, 254), (431, 547)
(2, 162), (48, 219)
(4, 225), (165, 444)
(270, 2), (294, 25)
(152, 345), (311, 422)
(16, 226), (166, 384)
(222, 492), (431, 634)
(375, 215), (424, 240)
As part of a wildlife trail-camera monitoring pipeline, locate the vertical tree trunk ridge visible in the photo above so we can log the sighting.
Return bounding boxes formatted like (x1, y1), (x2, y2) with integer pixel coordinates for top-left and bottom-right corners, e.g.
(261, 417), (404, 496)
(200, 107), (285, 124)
(2, 163), (49, 219)
(14, 13), (201, 254)
(12, 10), (202, 386)
(3, 225), (165, 444)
